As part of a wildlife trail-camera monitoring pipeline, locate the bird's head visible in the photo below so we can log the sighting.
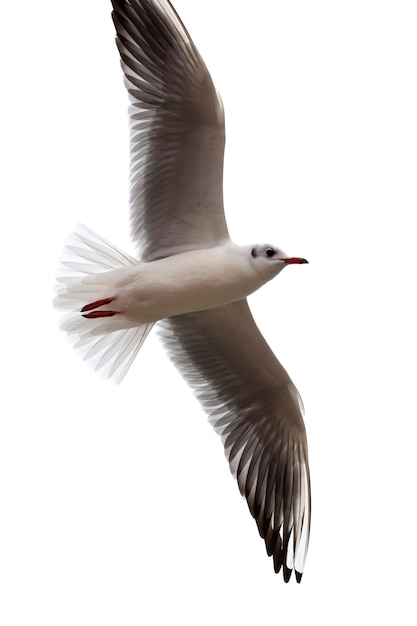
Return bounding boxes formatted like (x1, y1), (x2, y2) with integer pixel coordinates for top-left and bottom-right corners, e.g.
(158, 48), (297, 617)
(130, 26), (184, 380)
(250, 244), (308, 278)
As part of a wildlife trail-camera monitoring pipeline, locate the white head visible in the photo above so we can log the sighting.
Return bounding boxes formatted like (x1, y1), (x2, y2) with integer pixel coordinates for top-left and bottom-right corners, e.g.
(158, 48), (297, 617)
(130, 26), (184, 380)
(249, 243), (308, 279)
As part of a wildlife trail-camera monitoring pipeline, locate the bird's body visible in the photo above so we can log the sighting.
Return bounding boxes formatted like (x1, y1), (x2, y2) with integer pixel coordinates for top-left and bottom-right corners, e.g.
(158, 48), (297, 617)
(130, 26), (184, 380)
(64, 242), (297, 324)
(54, 0), (312, 583)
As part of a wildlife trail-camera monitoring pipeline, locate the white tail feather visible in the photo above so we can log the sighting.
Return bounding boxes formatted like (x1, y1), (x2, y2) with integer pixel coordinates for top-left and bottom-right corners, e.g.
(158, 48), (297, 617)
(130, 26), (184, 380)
(54, 224), (154, 383)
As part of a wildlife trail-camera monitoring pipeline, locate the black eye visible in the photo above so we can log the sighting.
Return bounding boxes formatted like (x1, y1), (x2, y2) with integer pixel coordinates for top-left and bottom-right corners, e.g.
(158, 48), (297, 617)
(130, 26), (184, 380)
(265, 248), (275, 258)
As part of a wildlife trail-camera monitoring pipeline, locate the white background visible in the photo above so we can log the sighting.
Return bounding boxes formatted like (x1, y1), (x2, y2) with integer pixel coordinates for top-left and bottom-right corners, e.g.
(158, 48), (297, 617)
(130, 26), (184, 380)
(1, 0), (416, 623)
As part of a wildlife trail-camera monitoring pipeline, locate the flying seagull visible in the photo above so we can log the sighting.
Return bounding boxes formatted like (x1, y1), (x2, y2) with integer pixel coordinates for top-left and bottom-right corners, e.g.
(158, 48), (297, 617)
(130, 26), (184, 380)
(54, 0), (311, 582)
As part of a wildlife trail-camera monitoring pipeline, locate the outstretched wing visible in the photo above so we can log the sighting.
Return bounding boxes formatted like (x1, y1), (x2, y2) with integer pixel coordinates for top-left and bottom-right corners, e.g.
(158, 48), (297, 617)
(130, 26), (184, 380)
(111, 0), (229, 260)
(159, 299), (311, 582)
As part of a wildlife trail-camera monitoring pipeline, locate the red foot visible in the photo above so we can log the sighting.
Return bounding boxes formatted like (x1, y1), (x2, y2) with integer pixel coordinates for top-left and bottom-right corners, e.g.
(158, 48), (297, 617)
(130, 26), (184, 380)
(81, 297), (115, 313)
(82, 310), (120, 319)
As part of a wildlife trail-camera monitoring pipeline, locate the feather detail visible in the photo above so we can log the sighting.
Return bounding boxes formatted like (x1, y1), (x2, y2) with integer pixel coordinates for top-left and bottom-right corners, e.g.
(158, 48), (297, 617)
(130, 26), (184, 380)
(54, 224), (154, 383)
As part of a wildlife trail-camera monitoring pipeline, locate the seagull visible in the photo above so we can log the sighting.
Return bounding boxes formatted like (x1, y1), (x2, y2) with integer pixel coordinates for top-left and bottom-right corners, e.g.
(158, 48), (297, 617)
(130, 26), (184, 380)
(54, 0), (311, 582)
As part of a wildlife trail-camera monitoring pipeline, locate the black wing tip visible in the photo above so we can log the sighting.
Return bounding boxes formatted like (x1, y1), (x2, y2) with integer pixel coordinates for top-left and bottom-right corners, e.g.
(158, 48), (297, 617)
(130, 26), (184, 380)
(273, 554), (304, 583)
(283, 564), (293, 583)
(280, 566), (303, 584)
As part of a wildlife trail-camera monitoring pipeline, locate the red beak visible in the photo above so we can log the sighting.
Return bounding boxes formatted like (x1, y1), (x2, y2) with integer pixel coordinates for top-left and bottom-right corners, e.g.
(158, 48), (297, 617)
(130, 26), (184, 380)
(283, 257), (309, 265)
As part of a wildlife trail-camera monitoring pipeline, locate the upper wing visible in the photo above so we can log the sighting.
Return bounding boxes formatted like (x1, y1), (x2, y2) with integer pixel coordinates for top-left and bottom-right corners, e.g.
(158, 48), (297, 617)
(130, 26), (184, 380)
(159, 299), (311, 582)
(111, 0), (229, 260)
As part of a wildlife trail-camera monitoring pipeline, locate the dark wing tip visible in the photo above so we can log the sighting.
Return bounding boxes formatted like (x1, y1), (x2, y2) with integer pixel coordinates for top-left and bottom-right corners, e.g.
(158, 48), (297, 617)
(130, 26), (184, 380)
(295, 570), (303, 583)
(283, 564), (293, 583)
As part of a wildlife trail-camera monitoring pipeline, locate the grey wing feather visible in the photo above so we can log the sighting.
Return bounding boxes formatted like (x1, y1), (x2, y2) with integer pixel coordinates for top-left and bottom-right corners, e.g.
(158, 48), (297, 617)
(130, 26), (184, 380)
(159, 300), (311, 582)
(111, 0), (229, 260)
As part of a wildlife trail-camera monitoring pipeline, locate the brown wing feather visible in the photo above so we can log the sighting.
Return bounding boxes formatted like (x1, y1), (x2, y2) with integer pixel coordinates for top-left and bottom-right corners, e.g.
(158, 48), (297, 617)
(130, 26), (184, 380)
(111, 0), (228, 260)
(159, 299), (311, 582)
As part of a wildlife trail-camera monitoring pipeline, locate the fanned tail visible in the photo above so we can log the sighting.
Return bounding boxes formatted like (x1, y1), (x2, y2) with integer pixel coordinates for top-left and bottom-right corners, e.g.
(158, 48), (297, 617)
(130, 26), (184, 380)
(53, 224), (154, 383)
